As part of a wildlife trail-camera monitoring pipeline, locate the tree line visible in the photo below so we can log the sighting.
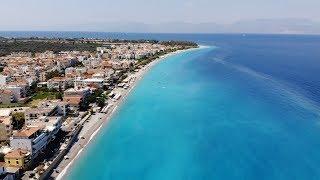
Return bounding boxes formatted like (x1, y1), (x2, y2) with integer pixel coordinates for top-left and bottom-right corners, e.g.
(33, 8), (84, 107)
(0, 38), (198, 57)
(0, 40), (100, 56)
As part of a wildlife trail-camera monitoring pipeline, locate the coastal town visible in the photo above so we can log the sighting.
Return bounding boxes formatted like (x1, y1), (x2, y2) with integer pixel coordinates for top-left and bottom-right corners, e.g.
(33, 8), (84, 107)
(0, 37), (198, 180)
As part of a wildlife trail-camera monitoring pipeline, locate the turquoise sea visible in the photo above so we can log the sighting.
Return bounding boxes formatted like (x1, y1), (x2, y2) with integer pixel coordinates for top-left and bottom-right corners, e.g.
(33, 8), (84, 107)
(58, 34), (320, 179)
(2, 32), (319, 179)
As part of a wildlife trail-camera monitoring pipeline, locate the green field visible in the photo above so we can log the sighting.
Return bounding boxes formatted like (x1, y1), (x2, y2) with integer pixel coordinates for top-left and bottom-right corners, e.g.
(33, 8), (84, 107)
(32, 91), (60, 100)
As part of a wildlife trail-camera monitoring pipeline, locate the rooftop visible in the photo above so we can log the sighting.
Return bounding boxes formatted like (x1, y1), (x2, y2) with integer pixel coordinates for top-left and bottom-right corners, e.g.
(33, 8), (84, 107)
(0, 89), (13, 95)
(0, 116), (12, 125)
(13, 127), (41, 138)
(83, 78), (104, 83)
(63, 96), (83, 105)
(65, 87), (90, 93)
(0, 146), (12, 154)
(0, 109), (12, 117)
(5, 166), (20, 173)
(5, 149), (29, 159)
(26, 107), (54, 115)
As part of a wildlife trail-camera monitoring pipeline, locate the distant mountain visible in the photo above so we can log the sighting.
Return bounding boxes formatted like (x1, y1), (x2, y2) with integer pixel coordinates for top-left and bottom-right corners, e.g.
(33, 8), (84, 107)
(60, 21), (224, 33)
(226, 19), (320, 34)
(70, 18), (320, 34)
(1, 18), (320, 35)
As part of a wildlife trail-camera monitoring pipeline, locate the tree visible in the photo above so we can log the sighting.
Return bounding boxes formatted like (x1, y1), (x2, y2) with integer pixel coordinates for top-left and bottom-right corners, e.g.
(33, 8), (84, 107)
(28, 82), (37, 96)
(96, 97), (105, 108)
(55, 92), (63, 100)
(45, 70), (61, 80)
(12, 112), (25, 130)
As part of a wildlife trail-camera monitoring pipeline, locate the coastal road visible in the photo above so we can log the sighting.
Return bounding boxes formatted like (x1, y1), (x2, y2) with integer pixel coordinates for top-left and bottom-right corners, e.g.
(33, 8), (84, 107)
(52, 113), (108, 179)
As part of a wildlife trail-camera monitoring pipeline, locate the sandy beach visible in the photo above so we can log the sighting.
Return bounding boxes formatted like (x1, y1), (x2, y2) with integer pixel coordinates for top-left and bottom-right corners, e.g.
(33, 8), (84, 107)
(54, 47), (199, 180)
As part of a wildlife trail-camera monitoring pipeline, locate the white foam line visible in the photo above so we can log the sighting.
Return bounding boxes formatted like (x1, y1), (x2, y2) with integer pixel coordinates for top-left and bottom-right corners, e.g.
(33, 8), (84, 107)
(57, 119), (106, 180)
(112, 105), (118, 114)
(56, 148), (83, 180)
(89, 123), (104, 142)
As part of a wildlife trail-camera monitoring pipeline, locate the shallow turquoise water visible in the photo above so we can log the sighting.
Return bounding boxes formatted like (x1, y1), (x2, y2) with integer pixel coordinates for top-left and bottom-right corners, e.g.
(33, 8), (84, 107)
(66, 45), (320, 180)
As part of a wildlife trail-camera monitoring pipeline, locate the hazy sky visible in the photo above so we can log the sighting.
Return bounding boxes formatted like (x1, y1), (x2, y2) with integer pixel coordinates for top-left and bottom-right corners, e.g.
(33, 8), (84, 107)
(1, 0), (320, 31)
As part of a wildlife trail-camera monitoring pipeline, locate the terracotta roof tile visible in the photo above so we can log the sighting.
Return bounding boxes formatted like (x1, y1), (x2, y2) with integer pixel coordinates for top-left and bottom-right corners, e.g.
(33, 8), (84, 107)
(13, 127), (41, 138)
(5, 149), (29, 159)
(63, 96), (83, 105)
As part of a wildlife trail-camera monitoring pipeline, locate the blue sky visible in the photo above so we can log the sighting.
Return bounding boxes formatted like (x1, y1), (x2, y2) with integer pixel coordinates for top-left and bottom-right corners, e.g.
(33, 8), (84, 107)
(1, 0), (320, 32)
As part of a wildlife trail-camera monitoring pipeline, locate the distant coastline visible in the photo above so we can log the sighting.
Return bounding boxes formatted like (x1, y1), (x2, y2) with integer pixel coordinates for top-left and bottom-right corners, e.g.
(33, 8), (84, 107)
(1, 28), (320, 39)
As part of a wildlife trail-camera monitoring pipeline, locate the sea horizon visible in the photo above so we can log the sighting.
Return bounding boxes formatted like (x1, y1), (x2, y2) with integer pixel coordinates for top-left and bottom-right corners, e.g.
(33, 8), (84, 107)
(1, 31), (320, 38)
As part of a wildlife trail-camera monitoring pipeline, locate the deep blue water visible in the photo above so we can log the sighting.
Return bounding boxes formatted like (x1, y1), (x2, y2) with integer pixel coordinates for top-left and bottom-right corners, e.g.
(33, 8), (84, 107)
(2, 32), (320, 179)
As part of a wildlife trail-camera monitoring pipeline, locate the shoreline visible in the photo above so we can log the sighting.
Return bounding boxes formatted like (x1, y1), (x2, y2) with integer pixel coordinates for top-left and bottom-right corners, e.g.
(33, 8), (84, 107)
(55, 47), (201, 180)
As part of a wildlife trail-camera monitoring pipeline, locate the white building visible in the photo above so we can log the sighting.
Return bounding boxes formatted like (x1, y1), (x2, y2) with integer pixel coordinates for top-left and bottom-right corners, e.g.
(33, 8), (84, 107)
(74, 78), (104, 89)
(83, 78), (104, 88)
(0, 75), (10, 85)
(65, 67), (76, 74)
(47, 77), (73, 91)
(38, 100), (67, 117)
(25, 100), (67, 121)
(5, 85), (27, 101)
(0, 117), (13, 141)
(26, 116), (62, 141)
(10, 127), (49, 158)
